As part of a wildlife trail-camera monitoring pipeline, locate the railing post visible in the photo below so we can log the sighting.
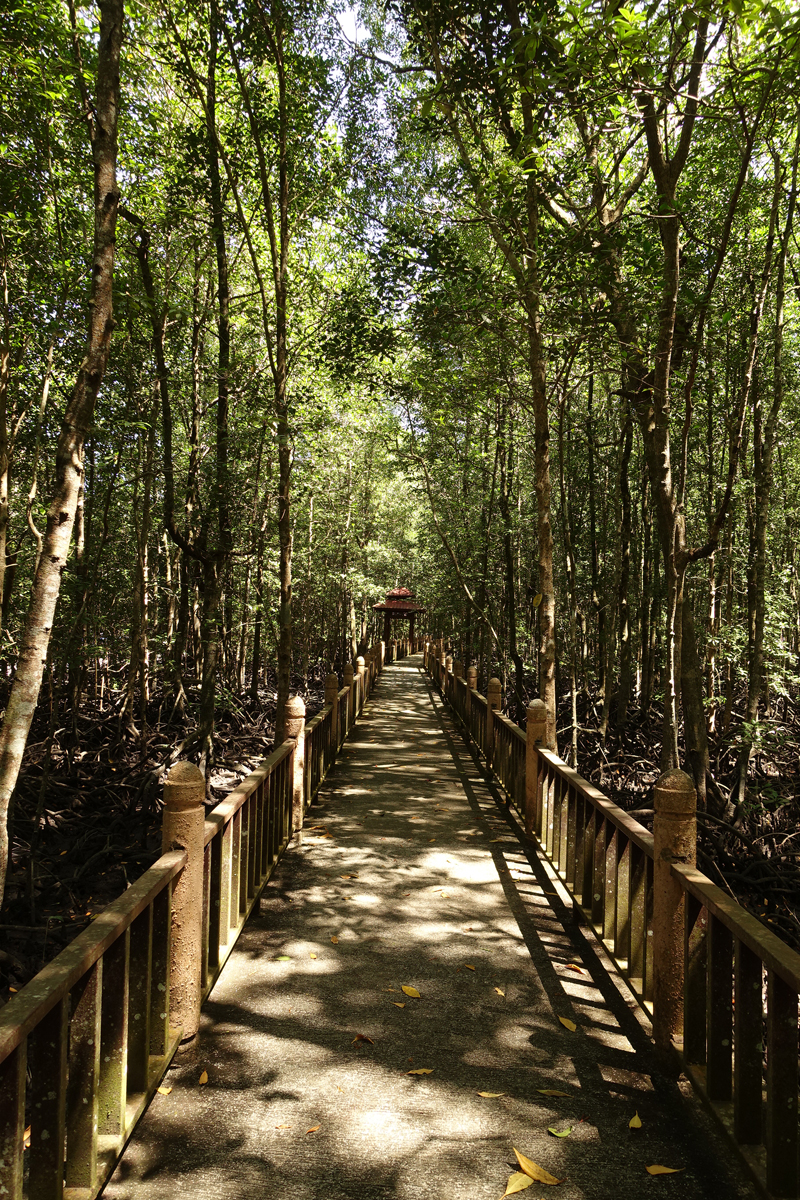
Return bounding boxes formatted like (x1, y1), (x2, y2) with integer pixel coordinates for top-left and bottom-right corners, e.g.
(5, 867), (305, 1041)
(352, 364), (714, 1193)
(524, 700), (547, 838)
(356, 655), (366, 714)
(466, 666), (477, 736)
(653, 768), (697, 1056)
(487, 677), (502, 766)
(380, 640), (385, 672)
(162, 762), (205, 1043)
(343, 662), (354, 730)
(285, 696), (306, 833)
(325, 672), (339, 759)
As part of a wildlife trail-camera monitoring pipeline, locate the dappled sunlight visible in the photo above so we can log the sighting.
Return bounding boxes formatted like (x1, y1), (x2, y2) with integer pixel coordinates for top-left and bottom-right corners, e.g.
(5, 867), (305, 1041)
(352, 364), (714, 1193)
(104, 656), (747, 1200)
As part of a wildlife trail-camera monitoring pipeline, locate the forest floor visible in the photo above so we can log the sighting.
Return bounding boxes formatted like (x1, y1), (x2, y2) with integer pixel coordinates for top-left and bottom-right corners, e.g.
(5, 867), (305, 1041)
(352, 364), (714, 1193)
(562, 687), (800, 955)
(0, 668), (327, 1002)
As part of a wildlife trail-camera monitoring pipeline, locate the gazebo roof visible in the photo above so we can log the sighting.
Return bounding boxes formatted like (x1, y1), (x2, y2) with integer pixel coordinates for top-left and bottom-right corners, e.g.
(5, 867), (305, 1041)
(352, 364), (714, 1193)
(373, 585), (425, 614)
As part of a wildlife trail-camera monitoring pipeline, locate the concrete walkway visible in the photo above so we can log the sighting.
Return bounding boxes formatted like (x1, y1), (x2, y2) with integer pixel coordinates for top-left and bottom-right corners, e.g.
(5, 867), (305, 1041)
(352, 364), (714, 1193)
(105, 656), (755, 1200)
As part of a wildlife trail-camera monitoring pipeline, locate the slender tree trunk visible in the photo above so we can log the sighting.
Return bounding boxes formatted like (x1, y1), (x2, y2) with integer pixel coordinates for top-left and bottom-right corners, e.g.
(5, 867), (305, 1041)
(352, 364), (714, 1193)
(0, 0), (123, 908)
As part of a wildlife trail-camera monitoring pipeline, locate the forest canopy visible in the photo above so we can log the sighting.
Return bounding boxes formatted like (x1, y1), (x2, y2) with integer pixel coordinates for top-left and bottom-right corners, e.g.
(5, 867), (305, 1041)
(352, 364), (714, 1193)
(1, 0), (800, 950)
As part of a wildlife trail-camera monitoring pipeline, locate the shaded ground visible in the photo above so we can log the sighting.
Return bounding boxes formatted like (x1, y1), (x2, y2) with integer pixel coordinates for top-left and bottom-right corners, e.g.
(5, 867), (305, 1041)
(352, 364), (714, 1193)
(105, 655), (756, 1200)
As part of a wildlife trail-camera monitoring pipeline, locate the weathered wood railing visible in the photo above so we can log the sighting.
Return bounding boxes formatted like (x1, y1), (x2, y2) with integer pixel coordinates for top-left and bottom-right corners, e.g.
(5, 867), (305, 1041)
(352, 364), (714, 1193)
(425, 641), (800, 1200)
(0, 634), (420, 1200)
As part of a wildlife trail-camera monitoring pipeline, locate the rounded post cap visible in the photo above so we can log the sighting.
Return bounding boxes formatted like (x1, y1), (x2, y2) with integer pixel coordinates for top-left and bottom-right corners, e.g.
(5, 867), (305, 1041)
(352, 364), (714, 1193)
(164, 761), (205, 810)
(654, 768), (696, 814)
(488, 676), (502, 692)
(325, 672), (338, 688)
(356, 655), (365, 670)
(285, 694), (306, 719)
(527, 698), (547, 720)
(344, 663), (354, 679)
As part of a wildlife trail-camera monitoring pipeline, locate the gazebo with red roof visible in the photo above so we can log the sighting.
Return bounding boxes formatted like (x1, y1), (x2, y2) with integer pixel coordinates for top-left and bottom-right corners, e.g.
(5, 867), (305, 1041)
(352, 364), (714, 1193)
(373, 586), (425, 644)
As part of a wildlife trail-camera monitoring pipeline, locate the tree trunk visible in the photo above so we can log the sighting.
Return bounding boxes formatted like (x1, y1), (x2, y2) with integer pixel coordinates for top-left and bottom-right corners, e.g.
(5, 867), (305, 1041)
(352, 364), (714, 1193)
(0, 0), (123, 909)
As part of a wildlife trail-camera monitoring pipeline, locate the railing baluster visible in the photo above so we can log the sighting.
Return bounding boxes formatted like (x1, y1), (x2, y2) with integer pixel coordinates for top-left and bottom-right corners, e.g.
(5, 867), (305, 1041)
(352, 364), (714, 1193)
(231, 808), (242, 927)
(615, 834), (630, 964)
(766, 968), (799, 1197)
(580, 800), (594, 910)
(603, 826), (617, 947)
(592, 816), (606, 930)
(219, 816), (233, 948)
(127, 904), (153, 1093)
(565, 784), (577, 890)
(683, 895), (706, 1068)
(66, 958), (102, 1192)
(706, 913), (733, 1102)
(643, 856), (654, 1005)
(629, 843), (646, 997)
(733, 939), (762, 1144)
(0, 1038), (26, 1200)
(208, 832), (223, 973)
(28, 995), (68, 1200)
(149, 884), (170, 1056)
(98, 928), (129, 1137)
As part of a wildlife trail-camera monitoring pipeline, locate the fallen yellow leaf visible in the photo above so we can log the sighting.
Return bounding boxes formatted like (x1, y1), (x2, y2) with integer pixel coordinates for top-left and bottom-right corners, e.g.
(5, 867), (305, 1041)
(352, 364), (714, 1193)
(331, 936), (339, 944)
(558, 1017), (576, 1032)
(477, 1091), (506, 1098)
(157, 1086), (172, 1095)
(275, 1123), (291, 1129)
(310, 952), (318, 959)
(198, 1070), (209, 1085)
(629, 1112), (642, 1129)
(466, 964), (476, 971)
(402, 985), (421, 998)
(502, 1172), (534, 1196)
(645, 1166), (683, 1176)
(547, 1126), (572, 1138)
(394, 1002), (406, 1008)
(494, 987), (506, 996)
(306, 1125), (321, 1133)
(513, 1148), (563, 1185)
(352, 1033), (374, 1045)
(565, 964), (584, 974)
(537, 1089), (570, 1097)
(406, 1068), (434, 1075)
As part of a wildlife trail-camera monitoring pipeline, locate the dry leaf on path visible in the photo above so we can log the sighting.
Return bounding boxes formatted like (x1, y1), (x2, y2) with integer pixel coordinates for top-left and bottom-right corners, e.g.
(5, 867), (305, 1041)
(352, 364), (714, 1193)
(306, 1125), (321, 1134)
(394, 1002), (406, 1008)
(406, 1068), (434, 1075)
(564, 964), (584, 974)
(537, 1089), (570, 1097)
(513, 1148), (563, 1185)
(310, 952), (318, 959)
(157, 1086), (172, 1095)
(275, 1124), (291, 1129)
(494, 987), (505, 996)
(402, 985), (421, 998)
(466, 964), (476, 971)
(558, 1017), (576, 1032)
(331, 936), (339, 944)
(547, 1127), (572, 1138)
(198, 1070), (209, 1086)
(629, 1112), (642, 1129)
(352, 1033), (374, 1045)
(477, 1091), (506, 1098)
(645, 1166), (683, 1176)
(502, 1172), (534, 1196)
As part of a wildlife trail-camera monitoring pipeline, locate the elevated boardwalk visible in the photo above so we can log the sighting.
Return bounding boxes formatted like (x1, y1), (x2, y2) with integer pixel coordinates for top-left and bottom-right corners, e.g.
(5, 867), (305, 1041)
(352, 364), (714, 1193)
(105, 656), (754, 1200)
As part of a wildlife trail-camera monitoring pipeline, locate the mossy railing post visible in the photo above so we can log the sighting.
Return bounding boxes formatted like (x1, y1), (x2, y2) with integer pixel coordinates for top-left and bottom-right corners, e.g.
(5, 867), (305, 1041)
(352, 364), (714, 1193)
(356, 655), (366, 715)
(285, 696), (306, 832)
(162, 762), (205, 1044)
(525, 700), (547, 839)
(343, 662), (355, 729)
(465, 666), (477, 741)
(325, 672), (339, 758)
(486, 677), (502, 766)
(653, 768), (697, 1055)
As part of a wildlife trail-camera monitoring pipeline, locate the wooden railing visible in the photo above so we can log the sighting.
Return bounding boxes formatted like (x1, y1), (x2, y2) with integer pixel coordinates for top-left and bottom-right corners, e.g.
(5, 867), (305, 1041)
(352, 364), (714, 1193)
(0, 634), (413, 1200)
(424, 642), (800, 1200)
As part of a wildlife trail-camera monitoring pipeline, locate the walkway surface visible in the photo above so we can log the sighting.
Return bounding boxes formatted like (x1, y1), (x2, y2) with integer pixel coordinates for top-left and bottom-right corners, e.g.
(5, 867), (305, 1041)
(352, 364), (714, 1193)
(106, 656), (756, 1200)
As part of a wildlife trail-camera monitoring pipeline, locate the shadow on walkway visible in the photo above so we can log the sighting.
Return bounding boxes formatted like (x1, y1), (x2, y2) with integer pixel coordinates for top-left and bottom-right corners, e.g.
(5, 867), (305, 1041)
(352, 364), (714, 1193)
(104, 656), (756, 1200)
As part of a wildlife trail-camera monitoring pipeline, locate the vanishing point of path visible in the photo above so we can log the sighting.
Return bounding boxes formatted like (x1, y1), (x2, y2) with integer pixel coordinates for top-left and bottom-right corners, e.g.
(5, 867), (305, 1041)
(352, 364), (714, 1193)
(106, 656), (756, 1200)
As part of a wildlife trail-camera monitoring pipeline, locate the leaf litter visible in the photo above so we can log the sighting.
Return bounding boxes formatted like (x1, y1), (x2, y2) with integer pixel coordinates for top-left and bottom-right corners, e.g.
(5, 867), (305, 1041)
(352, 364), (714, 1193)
(513, 1148), (563, 1186)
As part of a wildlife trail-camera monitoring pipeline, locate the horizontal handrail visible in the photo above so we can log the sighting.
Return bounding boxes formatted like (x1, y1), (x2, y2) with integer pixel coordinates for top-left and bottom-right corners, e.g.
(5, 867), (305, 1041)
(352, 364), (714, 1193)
(0, 634), (409, 1200)
(425, 640), (800, 1200)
